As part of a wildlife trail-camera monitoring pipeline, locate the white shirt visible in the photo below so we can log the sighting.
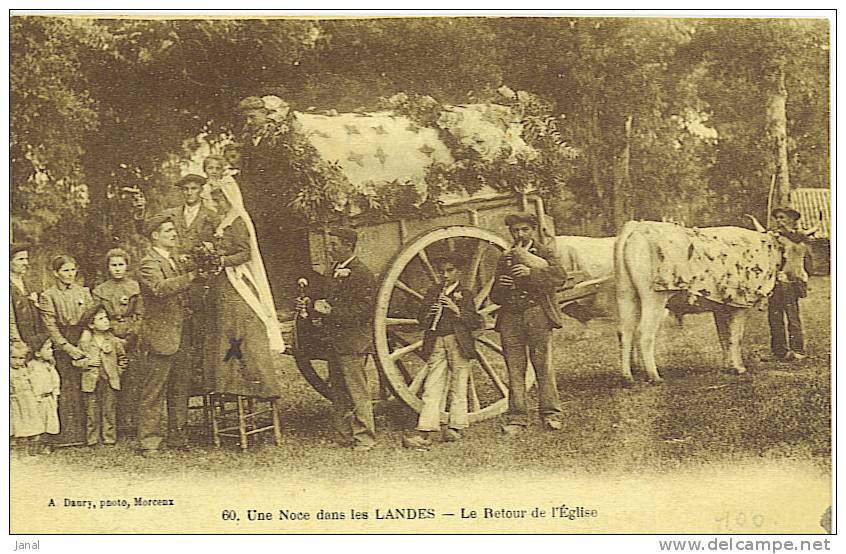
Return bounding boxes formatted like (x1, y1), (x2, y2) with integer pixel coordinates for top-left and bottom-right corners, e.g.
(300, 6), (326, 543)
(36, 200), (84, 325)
(183, 202), (202, 229)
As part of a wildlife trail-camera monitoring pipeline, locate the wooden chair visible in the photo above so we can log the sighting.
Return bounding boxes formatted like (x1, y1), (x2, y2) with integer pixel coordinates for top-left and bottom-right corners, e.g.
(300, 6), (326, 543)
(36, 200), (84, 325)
(208, 394), (282, 451)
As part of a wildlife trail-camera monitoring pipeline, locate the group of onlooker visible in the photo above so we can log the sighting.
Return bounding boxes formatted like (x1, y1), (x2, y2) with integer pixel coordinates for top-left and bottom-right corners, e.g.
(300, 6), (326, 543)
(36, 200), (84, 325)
(10, 148), (286, 457)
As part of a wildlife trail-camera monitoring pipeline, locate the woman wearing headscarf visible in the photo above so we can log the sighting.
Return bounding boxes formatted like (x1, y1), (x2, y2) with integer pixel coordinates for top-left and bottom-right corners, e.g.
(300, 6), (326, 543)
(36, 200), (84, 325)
(203, 178), (285, 398)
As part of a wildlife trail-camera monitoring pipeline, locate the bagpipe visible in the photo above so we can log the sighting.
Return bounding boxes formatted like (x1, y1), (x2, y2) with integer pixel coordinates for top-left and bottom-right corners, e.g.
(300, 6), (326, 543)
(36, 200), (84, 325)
(500, 240), (549, 304)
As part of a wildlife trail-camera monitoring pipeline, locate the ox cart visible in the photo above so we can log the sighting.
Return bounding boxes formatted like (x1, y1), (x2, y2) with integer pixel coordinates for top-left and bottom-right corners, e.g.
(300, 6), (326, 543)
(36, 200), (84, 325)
(288, 193), (605, 422)
(236, 94), (605, 422)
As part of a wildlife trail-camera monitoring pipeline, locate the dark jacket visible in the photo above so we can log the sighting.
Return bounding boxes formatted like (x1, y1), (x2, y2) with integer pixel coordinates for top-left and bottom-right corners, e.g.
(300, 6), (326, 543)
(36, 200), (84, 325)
(162, 204), (220, 254)
(323, 257), (377, 356)
(11, 279), (41, 349)
(490, 241), (567, 329)
(418, 283), (483, 360)
(137, 248), (195, 356)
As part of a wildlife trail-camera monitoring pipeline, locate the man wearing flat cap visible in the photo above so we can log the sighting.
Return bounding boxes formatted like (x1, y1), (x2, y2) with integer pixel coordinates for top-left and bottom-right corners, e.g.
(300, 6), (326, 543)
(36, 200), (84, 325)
(491, 212), (567, 435)
(767, 207), (812, 362)
(312, 226), (378, 451)
(135, 213), (203, 457)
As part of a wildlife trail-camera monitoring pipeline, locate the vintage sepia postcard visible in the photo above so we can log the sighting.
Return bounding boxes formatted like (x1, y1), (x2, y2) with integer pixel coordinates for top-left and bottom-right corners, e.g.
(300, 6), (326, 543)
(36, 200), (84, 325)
(8, 10), (833, 539)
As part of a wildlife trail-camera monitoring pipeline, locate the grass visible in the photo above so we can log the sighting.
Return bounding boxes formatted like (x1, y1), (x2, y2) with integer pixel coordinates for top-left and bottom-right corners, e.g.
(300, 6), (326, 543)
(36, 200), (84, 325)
(11, 278), (831, 481)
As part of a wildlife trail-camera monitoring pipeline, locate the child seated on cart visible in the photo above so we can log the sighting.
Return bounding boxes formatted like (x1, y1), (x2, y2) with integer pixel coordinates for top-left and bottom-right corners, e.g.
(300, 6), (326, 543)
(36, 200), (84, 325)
(402, 254), (483, 450)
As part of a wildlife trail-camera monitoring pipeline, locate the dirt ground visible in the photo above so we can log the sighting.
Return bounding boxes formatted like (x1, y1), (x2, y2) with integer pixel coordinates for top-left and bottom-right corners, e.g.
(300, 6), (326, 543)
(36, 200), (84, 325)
(9, 277), (831, 534)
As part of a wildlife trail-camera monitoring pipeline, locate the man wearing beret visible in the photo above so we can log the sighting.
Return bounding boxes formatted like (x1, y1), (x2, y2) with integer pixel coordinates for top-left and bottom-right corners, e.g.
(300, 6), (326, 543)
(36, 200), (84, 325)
(767, 207), (812, 362)
(136, 213), (203, 456)
(490, 212), (567, 435)
(312, 226), (378, 451)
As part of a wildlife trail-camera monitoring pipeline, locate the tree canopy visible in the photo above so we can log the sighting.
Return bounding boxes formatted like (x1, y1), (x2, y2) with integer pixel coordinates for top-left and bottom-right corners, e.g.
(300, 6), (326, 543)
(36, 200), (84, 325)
(10, 15), (830, 277)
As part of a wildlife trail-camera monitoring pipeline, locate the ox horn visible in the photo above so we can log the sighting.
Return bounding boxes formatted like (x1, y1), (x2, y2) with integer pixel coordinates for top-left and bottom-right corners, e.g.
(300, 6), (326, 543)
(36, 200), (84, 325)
(745, 214), (766, 232)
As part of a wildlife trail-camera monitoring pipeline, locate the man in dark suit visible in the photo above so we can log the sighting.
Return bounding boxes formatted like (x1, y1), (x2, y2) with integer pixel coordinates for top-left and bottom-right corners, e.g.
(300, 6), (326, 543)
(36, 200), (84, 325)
(312, 227), (377, 451)
(163, 174), (220, 254)
(490, 212), (567, 435)
(136, 213), (202, 456)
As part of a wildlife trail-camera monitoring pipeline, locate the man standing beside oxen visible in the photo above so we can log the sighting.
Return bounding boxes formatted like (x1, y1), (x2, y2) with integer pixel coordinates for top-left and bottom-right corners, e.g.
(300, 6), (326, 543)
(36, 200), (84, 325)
(491, 212), (567, 436)
(766, 207), (812, 362)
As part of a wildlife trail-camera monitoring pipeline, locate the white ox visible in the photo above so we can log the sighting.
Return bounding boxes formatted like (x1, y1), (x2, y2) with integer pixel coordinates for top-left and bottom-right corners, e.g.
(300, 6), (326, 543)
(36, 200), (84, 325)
(554, 235), (616, 279)
(553, 235), (616, 323)
(615, 220), (805, 383)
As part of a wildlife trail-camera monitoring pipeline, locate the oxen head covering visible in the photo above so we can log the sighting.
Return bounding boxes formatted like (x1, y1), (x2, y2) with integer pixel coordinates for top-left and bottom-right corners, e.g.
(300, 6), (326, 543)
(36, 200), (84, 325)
(505, 212), (539, 228)
(772, 207), (801, 221)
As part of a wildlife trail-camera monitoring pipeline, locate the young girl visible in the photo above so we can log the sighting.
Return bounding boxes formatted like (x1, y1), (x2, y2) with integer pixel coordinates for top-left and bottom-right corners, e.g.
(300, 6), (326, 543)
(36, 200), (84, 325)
(74, 305), (128, 447)
(27, 337), (61, 452)
(403, 254), (483, 450)
(11, 341), (41, 455)
(38, 255), (94, 447)
(93, 248), (143, 434)
(203, 155), (238, 211)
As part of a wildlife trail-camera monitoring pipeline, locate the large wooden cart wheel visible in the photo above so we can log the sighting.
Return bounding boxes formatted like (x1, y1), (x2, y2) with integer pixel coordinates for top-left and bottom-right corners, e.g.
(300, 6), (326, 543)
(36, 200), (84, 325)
(374, 225), (535, 422)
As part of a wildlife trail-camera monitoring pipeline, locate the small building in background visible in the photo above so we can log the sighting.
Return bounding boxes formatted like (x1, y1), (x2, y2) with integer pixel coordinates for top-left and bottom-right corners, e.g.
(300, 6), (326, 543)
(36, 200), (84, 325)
(790, 187), (831, 275)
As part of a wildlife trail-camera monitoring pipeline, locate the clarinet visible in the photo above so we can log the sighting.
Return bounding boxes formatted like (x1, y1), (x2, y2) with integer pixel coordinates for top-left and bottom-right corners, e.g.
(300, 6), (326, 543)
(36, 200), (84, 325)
(429, 283), (449, 331)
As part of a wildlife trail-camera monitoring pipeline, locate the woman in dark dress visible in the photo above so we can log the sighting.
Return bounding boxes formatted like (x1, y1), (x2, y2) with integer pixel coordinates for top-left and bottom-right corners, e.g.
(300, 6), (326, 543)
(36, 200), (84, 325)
(10, 243), (41, 349)
(204, 179), (286, 398)
(38, 255), (94, 447)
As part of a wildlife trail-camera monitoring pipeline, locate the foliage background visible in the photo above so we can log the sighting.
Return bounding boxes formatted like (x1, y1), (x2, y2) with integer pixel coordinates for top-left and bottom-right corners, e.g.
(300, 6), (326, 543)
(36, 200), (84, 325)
(10, 16), (830, 284)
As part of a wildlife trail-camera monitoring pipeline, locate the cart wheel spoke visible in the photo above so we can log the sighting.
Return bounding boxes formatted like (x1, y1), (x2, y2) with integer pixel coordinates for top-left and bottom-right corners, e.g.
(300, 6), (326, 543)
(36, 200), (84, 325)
(476, 349), (508, 397)
(394, 279), (425, 302)
(389, 339), (423, 361)
(416, 249), (439, 284)
(374, 225), (510, 422)
(467, 241), (488, 289)
(409, 364), (429, 395)
(468, 370), (481, 412)
(395, 359), (413, 384)
(477, 335), (503, 355)
(478, 303), (500, 317)
(474, 276), (496, 309)
(386, 317), (420, 327)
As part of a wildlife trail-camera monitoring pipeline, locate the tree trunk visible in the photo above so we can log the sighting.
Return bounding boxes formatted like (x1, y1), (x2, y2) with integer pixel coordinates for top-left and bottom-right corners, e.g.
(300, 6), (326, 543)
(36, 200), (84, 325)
(611, 115), (633, 232)
(767, 65), (790, 208)
(590, 102), (602, 200)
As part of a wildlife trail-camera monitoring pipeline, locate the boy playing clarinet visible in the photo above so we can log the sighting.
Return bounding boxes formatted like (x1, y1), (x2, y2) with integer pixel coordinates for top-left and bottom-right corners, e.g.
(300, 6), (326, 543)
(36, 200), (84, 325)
(403, 254), (483, 450)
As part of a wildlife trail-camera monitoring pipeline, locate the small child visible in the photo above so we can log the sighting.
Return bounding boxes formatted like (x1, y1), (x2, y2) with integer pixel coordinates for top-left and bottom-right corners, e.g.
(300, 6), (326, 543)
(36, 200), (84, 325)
(93, 248), (143, 433)
(222, 144), (242, 177)
(11, 338), (59, 455)
(27, 338), (61, 451)
(11, 341), (41, 455)
(402, 254), (483, 450)
(73, 305), (127, 447)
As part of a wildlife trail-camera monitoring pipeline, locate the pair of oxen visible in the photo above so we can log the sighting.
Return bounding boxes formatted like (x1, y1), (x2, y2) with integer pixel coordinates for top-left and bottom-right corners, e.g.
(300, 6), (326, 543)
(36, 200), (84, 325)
(554, 217), (811, 384)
